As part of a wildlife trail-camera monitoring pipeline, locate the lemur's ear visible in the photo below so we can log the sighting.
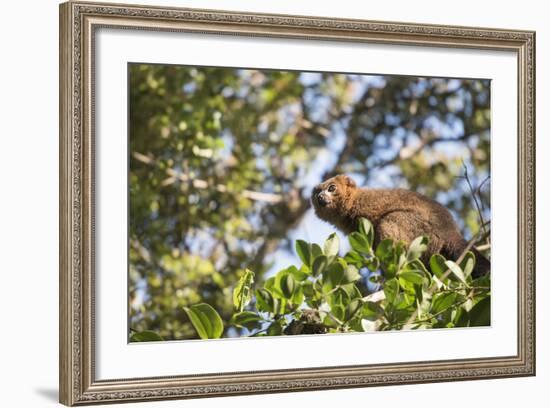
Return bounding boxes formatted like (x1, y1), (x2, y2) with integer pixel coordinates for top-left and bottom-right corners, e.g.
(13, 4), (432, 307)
(343, 175), (356, 188)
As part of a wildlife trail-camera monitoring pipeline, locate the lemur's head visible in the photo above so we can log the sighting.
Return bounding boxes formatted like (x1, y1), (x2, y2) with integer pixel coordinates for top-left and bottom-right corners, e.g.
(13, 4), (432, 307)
(311, 175), (357, 220)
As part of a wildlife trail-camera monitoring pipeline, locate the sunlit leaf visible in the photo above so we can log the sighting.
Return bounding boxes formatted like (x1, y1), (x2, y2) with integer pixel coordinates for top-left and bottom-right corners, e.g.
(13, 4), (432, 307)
(349, 232), (371, 254)
(459, 251), (476, 278)
(383, 278), (399, 305)
(183, 303), (224, 339)
(445, 260), (467, 284)
(399, 271), (425, 286)
(431, 292), (458, 314)
(407, 236), (429, 261)
(280, 274), (297, 298)
(130, 330), (164, 342)
(255, 288), (275, 313)
(231, 311), (263, 330)
(358, 218), (374, 247)
(324, 233), (340, 257)
(296, 240), (312, 267)
(233, 269), (255, 312)
(312, 255), (328, 277)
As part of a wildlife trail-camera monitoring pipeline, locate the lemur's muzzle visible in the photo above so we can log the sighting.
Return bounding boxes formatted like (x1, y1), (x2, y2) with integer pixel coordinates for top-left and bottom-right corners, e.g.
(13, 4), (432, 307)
(316, 191), (329, 207)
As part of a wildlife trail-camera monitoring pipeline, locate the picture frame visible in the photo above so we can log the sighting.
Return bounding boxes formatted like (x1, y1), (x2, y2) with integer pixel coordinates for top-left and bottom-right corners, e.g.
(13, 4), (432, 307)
(59, 1), (535, 405)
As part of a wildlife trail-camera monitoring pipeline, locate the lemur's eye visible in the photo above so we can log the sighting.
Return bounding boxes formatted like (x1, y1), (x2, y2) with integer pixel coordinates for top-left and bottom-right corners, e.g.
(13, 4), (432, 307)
(327, 184), (337, 193)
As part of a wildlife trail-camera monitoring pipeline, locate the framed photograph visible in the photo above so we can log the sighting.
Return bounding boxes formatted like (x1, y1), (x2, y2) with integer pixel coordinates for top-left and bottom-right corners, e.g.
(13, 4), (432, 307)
(59, 1), (535, 405)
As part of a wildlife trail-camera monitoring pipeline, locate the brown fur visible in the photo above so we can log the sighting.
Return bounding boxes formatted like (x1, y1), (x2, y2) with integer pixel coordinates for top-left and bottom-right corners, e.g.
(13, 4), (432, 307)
(311, 175), (490, 277)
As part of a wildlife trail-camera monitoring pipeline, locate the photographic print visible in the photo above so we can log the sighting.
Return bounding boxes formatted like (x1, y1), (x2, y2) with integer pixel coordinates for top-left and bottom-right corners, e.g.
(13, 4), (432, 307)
(128, 64), (491, 342)
(60, 3), (535, 404)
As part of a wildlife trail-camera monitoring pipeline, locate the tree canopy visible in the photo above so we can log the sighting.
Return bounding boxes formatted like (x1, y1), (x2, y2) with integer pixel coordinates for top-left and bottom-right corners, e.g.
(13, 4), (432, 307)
(128, 64), (490, 341)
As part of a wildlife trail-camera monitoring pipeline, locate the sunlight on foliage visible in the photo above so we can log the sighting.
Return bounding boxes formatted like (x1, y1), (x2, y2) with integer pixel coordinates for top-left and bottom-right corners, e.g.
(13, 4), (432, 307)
(147, 218), (491, 341)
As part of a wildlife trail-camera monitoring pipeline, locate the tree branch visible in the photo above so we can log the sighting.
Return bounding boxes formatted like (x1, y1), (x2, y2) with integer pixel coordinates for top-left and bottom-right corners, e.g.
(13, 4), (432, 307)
(133, 151), (283, 204)
(460, 161), (489, 239)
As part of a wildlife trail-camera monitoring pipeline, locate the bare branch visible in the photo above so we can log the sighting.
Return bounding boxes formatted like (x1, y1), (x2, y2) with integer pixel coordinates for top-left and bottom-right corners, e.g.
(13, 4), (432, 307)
(373, 133), (468, 169)
(132, 151), (283, 204)
(461, 161), (489, 238)
(475, 243), (491, 252)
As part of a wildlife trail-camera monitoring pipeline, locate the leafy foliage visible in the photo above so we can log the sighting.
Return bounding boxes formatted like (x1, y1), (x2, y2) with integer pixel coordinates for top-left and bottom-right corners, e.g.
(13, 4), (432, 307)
(129, 330), (164, 342)
(183, 304), (224, 339)
(233, 269), (255, 312)
(172, 218), (491, 340)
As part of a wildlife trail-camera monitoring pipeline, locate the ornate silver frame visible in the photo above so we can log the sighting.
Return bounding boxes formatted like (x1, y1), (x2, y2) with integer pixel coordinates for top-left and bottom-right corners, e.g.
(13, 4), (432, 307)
(59, 1), (536, 405)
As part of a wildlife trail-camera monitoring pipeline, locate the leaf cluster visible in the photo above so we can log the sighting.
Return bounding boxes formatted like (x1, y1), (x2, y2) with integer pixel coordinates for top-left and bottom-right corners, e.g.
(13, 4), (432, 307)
(131, 218), (490, 341)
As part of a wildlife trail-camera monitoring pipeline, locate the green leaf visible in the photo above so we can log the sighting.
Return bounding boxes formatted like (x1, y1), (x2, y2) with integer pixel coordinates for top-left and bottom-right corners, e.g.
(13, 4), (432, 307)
(324, 233), (340, 257)
(272, 298), (282, 315)
(340, 283), (363, 300)
(344, 250), (363, 266)
(322, 261), (345, 291)
(263, 277), (275, 290)
(383, 278), (399, 305)
(358, 218), (374, 247)
(469, 296), (491, 326)
(395, 292), (416, 311)
(472, 274), (491, 288)
(129, 330), (164, 342)
(302, 280), (315, 298)
(311, 243), (323, 259)
(328, 287), (349, 310)
(312, 255), (328, 277)
(406, 259), (429, 275)
(348, 317), (365, 332)
(330, 304), (345, 322)
(184, 303), (224, 339)
(407, 236), (429, 261)
(413, 283), (426, 304)
(430, 254), (448, 280)
(429, 255), (467, 284)
(345, 298), (363, 321)
(233, 269), (255, 312)
(273, 270), (291, 299)
(431, 292), (458, 314)
(349, 232), (371, 254)
(290, 286), (304, 306)
(365, 256), (380, 271)
(255, 288), (275, 313)
(398, 276), (416, 295)
(231, 311), (263, 330)
(376, 239), (394, 260)
(445, 260), (467, 284)
(280, 274), (297, 298)
(459, 251), (476, 278)
(453, 307), (470, 327)
(296, 240), (312, 267)
(288, 265), (309, 281)
(398, 271), (425, 285)
(361, 301), (384, 321)
(342, 264), (361, 284)
(267, 320), (283, 336)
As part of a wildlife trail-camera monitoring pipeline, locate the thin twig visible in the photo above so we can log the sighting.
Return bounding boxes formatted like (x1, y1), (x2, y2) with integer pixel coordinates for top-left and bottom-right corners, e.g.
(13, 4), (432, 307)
(477, 175), (491, 213)
(475, 243), (491, 252)
(373, 133), (468, 170)
(461, 161), (488, 238)
(133, 151), (283, 203)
